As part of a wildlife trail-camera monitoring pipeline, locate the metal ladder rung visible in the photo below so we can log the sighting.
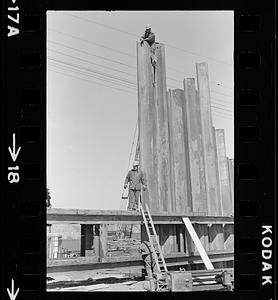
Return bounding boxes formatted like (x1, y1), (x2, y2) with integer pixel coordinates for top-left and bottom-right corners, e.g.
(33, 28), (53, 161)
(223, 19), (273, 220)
(140, 203), (168, 274)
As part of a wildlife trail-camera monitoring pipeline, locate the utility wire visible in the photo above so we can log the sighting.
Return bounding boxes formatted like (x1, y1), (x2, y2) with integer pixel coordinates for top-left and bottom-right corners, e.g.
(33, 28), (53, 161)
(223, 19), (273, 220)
(47, 30), (234, 91)
(48, 68), (136, 95)
(48, 28), (135, 58)
(48, 56), (233, 113)
(49, 60), (233, 115)
(48, 41), (196, 85)
(49, 62), (136, 91)
(62, 12), (233, 68)
(48, 57), (136, 87)
(48, 43), (233, 103)
(50, 66), (234, 124)
(48, 43), (135, 70)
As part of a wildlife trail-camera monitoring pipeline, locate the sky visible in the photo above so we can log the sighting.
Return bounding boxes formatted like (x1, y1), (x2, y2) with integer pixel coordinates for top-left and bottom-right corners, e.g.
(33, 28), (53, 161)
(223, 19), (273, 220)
(47, 11), (234, 210)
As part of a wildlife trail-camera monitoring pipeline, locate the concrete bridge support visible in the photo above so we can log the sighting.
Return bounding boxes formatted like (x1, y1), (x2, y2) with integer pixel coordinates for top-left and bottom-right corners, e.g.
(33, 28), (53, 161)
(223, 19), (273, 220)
(196, 63), (222, 216)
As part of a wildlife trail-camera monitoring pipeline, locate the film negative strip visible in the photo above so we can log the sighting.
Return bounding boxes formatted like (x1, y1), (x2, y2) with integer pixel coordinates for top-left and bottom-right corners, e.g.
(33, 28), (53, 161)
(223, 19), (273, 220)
(1, 2), (275, 299)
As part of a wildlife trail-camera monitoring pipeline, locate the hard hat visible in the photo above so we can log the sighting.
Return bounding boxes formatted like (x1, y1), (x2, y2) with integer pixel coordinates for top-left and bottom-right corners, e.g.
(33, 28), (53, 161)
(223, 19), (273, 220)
(145, 24), (151, 30)
(133, 161), (139, 166)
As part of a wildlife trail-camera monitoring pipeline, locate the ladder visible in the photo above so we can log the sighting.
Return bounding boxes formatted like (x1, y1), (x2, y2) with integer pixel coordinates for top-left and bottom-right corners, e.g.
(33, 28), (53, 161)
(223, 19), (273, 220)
(139, 202), (168, 275)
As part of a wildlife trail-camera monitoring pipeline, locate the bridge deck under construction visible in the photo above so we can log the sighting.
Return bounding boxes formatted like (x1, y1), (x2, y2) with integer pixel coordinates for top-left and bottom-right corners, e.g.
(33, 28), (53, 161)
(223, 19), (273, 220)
(47, 208), (234, 275)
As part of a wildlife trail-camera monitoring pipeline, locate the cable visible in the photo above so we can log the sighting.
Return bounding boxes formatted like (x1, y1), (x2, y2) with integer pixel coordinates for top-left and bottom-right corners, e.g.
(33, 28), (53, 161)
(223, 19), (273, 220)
(48, 68), (136, 95)
(48, 28), (135, 58)
(47, 31), (234, 91)
(211, 90), (233, 98)
(211, 105), (233, 114)
(48, 48), (234, 101)
(49, 62), (136, 92)
(48, 57), (136, 87)
(62, 12), (233, 68)
(48, 43), (135, 70)
(49, 58), (234, 115)
(126, 121), (138, 176)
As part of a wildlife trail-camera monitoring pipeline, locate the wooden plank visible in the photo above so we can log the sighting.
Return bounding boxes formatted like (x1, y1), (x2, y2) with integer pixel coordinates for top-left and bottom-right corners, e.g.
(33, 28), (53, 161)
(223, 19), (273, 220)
(47, 219), (233, 226)
(182, 217), (214, 270)
(47, 209), (234, 224)
(47, 251), (233, 273)
(47, 208), (234, 218)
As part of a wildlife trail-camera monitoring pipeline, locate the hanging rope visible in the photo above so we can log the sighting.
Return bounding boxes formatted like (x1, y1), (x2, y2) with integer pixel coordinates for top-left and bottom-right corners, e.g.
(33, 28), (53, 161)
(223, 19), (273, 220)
(125, 120), (138, 176)
(120, 120), (138, 206)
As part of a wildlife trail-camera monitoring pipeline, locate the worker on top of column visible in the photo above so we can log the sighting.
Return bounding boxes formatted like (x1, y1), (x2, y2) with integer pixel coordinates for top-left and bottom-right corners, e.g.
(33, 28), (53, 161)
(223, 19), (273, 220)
(124, 161), (147, 211)
(140, 24), (157, 87)
(140, 24), (155, 47)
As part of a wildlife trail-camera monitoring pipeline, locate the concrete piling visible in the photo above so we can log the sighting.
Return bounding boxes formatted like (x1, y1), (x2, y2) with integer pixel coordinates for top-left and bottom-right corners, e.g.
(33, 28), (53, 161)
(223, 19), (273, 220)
(227, 158), (234, 211)
(137, 41), (159, 212)
(137, 43), (233, 221)
(168, 89), (191, 213)
(183, 78), (207, 215)
(216, 129), (233, 216)
(196, 63), (221, 216)
(155, 44), (172, 213)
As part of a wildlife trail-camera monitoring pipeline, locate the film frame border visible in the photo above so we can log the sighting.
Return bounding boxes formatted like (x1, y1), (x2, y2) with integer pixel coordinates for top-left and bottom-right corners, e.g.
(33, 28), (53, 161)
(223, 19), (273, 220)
(1, 2), (275, 299)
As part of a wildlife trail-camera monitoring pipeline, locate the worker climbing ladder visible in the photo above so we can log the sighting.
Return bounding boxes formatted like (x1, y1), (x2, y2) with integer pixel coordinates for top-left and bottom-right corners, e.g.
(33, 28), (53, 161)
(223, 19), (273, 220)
(139, 201), (169, 291)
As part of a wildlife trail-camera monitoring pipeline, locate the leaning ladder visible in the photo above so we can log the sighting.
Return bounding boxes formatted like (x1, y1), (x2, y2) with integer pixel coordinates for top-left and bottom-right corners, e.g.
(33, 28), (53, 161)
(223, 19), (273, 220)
(139, 202), (168, 275)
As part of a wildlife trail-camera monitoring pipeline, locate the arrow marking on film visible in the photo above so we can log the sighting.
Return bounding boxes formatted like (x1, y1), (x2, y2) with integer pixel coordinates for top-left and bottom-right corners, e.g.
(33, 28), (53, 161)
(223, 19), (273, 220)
(7, 279), (19, 300)
(8, 133), (21, 162)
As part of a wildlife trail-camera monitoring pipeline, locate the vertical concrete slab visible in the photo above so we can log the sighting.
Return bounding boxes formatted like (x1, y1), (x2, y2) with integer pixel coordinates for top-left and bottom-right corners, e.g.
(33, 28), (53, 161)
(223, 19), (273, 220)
(154, 44), (172, 213)
(213, 127), (223, 216)
(216, 129), (233, 216)
(196, 63), (221, 216)
(178, 225), (185, 253)
(170, 225), (179, 253)
(185, 226), (194, 256)
(208, 224), (224, 251)
(167, 91), (176, 212)
(183, 78), (207, 214)
(137, 41), (159, 212)
(80, 225), (94, 257)
(93, 225), (100, 259)
(99, 224), (108, 260)
(137, 42), (172, 213)
(194, 224), (209, 252)
(227, 158), (234, 211)
(167, 89), (191, 213)
(159, 225), (172, 254)
(223, 224), (234, 251)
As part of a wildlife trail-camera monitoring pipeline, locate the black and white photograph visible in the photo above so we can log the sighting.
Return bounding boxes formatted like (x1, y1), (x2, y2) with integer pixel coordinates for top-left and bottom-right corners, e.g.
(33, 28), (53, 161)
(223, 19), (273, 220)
(46, 11), (234, 292)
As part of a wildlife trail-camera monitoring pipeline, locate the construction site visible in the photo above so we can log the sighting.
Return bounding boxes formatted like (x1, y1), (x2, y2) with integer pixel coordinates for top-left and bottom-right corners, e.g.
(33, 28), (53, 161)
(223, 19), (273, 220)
(47, 39), (234, 292)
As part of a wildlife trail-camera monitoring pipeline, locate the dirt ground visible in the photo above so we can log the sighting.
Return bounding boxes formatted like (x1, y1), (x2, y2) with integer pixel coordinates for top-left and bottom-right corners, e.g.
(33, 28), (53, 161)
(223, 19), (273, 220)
(47, 267), (225, 292)
(47, 267), (147, 291)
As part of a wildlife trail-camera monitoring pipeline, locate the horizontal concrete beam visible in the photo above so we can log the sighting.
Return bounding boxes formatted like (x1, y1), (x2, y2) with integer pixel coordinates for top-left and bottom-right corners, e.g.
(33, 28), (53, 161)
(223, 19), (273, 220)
(47, 250), (234, 273)
(47, 208), (234, 225)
